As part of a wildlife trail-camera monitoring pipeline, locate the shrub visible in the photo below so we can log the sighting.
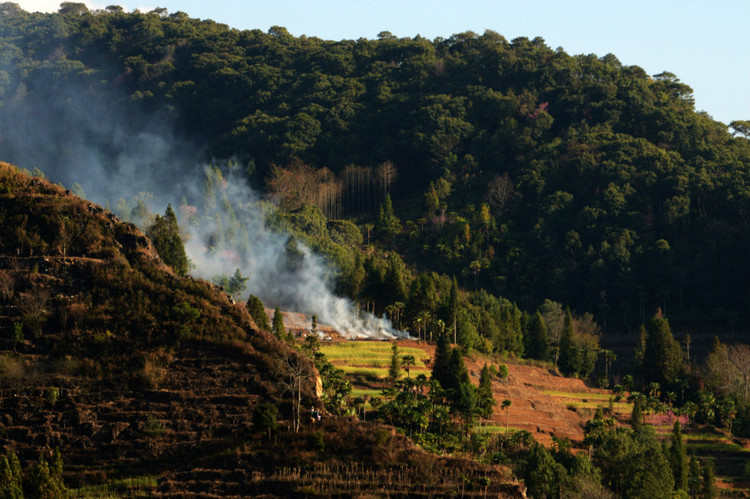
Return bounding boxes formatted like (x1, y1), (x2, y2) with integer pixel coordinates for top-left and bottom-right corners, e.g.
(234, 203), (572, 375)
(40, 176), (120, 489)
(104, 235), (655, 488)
(139, 416), (166, 437)
(24, 455), (65, 499)
(309, 431), (325, 452)
(253, 402), (279, 440)
(742, 461), (750, 482)
(45, 387), (60, 406)
(0, 355), (25, 387)
(373, 428), (390, 446)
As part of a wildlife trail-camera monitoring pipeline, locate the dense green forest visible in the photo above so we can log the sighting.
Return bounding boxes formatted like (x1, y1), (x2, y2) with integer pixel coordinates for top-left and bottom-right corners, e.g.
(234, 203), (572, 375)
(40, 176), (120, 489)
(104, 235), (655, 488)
(3, 3), (750, 335)
(3, 4), (750, 497)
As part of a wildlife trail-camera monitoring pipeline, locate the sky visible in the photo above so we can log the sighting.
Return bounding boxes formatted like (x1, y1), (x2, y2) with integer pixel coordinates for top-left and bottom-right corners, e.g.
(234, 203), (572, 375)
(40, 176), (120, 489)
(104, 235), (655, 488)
(13, 0), (750, 126)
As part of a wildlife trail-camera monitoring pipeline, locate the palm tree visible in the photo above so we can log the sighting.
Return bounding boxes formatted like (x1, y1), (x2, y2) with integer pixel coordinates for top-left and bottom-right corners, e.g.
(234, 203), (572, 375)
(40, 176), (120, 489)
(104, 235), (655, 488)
(601, 349), (616, 383)
(501, 399), (512, 435)
(401, 355), (416, 378)
(613, 384), (623, 414)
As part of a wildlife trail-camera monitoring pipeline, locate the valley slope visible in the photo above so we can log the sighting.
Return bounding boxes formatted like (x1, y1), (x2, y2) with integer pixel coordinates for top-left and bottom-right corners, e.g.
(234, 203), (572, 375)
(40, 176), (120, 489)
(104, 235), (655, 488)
(0, 162), (521, 497)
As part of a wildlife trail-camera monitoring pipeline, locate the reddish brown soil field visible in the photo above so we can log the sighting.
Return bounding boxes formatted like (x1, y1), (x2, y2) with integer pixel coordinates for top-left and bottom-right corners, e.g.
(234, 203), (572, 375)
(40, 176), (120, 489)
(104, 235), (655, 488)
(391, 340), (612, 447)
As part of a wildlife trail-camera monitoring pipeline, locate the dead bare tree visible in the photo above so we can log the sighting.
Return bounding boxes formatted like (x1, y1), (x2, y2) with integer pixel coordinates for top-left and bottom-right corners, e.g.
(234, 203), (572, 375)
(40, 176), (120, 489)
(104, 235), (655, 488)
(266, 159), (319, 211)
(278, 351), (314, 432)
(705, 341), (750, 405)
(56, 295), (70, 331)
(267, 161), (344, 219)
(728, 344), (750, 404)
(486, 172), (515, 216)
(57, 217), (74, 257)
(0, 270), (14, 302)
(375, 161), (398, 202)
(316, 167), (343, 220)
(15, 287), (50, 336)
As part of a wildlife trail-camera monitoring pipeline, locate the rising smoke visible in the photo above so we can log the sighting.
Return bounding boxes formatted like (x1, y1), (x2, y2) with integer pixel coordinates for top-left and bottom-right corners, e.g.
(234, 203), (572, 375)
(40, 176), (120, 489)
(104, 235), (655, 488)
(182, 167), (406, 339)
(0, 68), (405, 339)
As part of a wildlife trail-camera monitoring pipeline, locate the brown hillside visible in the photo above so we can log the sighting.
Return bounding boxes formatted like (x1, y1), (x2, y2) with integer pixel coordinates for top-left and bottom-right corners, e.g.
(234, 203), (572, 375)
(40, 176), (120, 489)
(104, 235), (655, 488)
(0, 163), (522, 497)
(395, 340), (610, 447)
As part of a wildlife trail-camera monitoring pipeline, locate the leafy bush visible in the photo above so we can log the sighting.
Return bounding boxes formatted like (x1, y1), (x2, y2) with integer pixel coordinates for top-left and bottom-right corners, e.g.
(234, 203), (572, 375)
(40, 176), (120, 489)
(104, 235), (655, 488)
(0, 355), (25, 387)
(139, 416), (166, 437)
(309, 431), (325, 452)
(45, 387), (60, 406)
(253, 402), (279, 439)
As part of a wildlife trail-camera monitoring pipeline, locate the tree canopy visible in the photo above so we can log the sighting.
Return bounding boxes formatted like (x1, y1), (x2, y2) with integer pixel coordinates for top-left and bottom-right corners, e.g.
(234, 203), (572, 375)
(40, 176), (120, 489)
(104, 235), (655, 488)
(1, 7), (750, 330)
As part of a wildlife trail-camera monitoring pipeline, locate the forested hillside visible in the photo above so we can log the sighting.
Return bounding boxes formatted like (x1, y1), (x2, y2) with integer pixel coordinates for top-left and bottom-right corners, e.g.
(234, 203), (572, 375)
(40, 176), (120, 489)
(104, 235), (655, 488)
(4, 5), (750, 497)
(2, 4), (750, 333)
(0, 161), (523, 497)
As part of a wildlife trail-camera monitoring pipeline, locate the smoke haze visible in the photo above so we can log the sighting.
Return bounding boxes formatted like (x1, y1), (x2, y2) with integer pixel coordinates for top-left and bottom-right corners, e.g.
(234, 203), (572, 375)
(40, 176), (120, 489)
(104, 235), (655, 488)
(0, 72), (404, 339)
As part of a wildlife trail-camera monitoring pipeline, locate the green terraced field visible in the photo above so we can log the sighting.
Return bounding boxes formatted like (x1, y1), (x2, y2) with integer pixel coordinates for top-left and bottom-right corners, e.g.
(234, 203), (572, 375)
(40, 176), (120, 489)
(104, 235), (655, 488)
(322, 342), (430, 365)
(541, 390), (633, 414)
(475, 424), (525, 434)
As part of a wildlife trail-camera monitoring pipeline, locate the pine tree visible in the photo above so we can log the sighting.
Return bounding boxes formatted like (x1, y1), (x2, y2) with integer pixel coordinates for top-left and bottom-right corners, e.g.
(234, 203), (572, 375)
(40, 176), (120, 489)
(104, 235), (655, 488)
(383, 258), (407, 305)
(688, 456), (701, 496)
(526, 311), (549, 361)
(446, 276), (459, 344)
(253, 402), (279, 440)
(376, 193), (401, 240)
(644, 311), (683, 386)
(700, 458), (717, 499)
(50, 448), (63, 485)
(669, 420), (688, 492)
(424, 184), (440, 214)
(454, 377), (477, 423)
(26, 457), (65, 499)
(246, 295), (271, 331)
(477, 364), (495, 418)
(226, 268), (249, 300)
(431, 332), (451, 388)
(388, 341), (401, 383)
(630, 396), (644, 431)
(0, 454), (22, 499)
(440, 348), (477, 421)
(272, 307), (285, 339)
(558, 307), (579, 376)
(522, 443), (566, 499)
(147, 204), (189, 276)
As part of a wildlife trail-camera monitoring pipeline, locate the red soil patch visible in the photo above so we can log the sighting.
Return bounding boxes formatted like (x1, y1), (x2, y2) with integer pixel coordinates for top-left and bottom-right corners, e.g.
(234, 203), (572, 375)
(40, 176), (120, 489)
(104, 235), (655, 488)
(391, 341), (611, 447)
(280, 311), (607, 448)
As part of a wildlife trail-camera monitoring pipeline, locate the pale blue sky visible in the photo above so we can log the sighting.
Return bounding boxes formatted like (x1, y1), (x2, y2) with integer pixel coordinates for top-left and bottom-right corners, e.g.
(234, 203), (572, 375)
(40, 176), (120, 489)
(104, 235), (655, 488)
(15, 0), (750, 126)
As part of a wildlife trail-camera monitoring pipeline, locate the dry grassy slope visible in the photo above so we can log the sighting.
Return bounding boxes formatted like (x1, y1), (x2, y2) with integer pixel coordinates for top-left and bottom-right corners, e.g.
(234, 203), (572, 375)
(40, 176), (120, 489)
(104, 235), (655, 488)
(0, 162), (312, 486)
(0, 163), (523, 498)
(395, 340), (611, 446)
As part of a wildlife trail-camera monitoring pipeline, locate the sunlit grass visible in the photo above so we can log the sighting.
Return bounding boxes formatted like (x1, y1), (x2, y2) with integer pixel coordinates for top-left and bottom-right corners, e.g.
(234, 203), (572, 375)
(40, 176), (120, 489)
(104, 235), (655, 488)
(322, 341), (428, 358)
(541, 389), (633, 414)
(684, 432), (731, 441)
(68, 476), (158, 498)
(562, 401), (632, 412)
(350, 388), (383, 398)
(330, 357), (430, 369)
(475, 425), (526, 434)
(541, 390), (613, 400)
(322, 342), (431, 376)
(337, 366), (390, 379)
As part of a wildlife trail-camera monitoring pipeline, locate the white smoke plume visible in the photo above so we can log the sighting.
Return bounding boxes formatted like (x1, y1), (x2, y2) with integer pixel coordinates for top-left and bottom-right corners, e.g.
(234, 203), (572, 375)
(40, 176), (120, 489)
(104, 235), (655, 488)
(180, 167), (406, 339)
(0, 70), (406, 339)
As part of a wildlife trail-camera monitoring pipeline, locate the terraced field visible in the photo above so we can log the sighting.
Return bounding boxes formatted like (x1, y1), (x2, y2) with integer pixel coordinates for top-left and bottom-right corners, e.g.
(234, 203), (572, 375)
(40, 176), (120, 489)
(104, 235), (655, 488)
(321, 339), (750, 496)
(320, 340), (610, 446)
(321, 341), (431, 383)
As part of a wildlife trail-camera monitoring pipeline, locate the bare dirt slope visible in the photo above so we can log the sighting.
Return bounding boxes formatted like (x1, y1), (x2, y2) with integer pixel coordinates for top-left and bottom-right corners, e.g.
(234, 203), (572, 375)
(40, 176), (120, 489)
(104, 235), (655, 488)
(396, 341), (610, 447)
